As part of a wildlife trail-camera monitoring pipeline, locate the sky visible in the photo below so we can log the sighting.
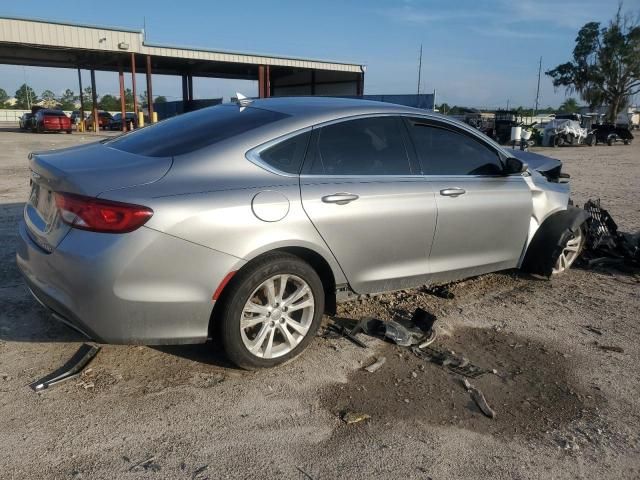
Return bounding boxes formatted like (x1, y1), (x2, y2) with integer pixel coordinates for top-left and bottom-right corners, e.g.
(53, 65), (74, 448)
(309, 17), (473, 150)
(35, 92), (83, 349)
(1, 0), (638, 108)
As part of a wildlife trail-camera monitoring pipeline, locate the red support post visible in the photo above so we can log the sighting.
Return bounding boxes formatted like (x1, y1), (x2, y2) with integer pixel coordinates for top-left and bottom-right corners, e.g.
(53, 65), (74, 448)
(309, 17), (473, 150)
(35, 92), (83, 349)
(145, 55), (154, 121)
(118, 64), (126, 131)
(130, 53), (138, 118)
(258, 65), (270, 98)
(90, 69), (98, 132)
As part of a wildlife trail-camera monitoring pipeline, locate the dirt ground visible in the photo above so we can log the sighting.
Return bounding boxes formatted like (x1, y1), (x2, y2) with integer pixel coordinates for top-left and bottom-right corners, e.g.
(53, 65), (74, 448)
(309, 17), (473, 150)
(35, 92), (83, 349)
(0, 125), (638, 479)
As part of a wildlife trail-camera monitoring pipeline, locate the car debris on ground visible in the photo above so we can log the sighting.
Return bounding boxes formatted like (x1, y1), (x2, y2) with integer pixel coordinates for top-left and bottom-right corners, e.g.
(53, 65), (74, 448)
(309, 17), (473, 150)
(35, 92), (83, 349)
(29, 343), (100, 392)
(462, 378), (495, 419)
(341, 411), (371, 425)
(581, 199), (639, 271)
(364, 357), (386, 373)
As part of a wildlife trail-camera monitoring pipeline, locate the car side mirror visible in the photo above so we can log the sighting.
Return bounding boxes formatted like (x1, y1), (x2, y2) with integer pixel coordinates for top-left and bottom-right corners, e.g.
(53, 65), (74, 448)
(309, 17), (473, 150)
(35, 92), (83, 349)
(504, 157), (527, 175)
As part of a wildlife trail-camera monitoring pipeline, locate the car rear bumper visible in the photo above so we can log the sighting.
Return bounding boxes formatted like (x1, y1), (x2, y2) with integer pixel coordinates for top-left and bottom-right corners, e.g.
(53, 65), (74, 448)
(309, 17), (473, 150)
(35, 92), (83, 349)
(16, 220), (245, 345)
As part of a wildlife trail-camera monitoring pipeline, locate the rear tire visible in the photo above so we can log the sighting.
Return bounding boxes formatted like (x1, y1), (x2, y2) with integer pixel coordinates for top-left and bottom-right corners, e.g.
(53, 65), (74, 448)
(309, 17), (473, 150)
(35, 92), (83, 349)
(217, 253), (325, 370)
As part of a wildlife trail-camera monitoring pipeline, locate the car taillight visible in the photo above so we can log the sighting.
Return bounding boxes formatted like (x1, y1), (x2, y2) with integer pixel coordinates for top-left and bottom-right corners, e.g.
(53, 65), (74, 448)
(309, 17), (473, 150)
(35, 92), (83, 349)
(54, 192), (153, 233)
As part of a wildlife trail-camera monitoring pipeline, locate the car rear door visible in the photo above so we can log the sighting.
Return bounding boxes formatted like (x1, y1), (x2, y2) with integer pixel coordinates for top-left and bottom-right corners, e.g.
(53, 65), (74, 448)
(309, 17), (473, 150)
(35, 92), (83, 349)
(299, 116), (437, 294)
(404, 117), (532, 282)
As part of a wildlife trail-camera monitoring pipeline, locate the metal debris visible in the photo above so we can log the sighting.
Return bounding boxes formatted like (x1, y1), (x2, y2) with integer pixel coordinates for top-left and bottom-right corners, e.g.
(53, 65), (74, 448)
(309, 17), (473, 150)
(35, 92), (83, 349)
(582, 199), (639, 270)
(341, 411), (371, 424)
(598, 344), (624, 353)
(582, 325), (603, 336)
(462, 378), (495, 419)
(296, 466), (315, 480)
(364, 357), (386, 373)
(423, 285), (455, 299)
(129, 456), (161, 473)
(191, 465), (208, 480)
(412, 346), (489, 378)
(327, 323), (368, 348)
(29, 343), (101, 392)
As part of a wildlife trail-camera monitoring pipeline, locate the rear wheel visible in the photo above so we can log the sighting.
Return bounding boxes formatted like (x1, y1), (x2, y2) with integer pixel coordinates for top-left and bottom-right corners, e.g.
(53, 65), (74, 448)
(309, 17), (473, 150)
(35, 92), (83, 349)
(552, 228), (584, 275)
(217, 253), (324, 369)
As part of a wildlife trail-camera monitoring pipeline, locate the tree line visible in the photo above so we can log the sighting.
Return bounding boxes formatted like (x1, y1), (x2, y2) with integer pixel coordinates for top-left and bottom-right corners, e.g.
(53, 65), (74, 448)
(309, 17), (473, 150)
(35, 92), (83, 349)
(0, 84), (167, 111)
(436, 99), (581, 116)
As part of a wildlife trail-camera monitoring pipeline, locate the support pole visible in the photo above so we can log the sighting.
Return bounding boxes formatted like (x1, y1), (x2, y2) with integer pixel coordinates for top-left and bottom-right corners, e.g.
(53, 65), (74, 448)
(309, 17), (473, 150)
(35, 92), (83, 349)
(356, 71), (364, 96)
(310, 70), (316, 95)
(182, 74), (189, 112)
(188, 74), (194, 101)
(130, 53), (138, 118)
(77, 67), (85, 132)
(258, 65), (270, 98)
(90, 69), (98, 132)
(118, 64), (126, 131)
(145, 55), (154, 122)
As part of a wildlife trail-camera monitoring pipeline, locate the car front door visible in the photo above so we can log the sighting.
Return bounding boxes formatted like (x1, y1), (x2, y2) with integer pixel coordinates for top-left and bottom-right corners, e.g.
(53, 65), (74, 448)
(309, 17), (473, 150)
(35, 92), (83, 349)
(299, 116), (437, 294)
(404, 118), (532, 282)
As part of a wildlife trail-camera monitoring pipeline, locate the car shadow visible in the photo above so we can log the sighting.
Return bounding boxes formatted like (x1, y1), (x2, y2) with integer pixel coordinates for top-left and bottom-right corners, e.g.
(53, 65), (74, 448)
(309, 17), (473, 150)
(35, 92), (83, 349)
(152, 342), (237, 369)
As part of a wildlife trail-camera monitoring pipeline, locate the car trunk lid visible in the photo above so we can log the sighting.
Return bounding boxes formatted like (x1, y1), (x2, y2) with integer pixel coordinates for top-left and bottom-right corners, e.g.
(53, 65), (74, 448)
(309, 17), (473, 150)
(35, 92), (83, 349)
(25, 142), (172, 251)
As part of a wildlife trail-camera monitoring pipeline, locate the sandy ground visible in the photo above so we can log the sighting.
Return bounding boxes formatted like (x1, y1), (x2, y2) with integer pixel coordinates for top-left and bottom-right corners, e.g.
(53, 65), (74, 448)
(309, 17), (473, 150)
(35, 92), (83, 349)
(0, 125), (638, 479)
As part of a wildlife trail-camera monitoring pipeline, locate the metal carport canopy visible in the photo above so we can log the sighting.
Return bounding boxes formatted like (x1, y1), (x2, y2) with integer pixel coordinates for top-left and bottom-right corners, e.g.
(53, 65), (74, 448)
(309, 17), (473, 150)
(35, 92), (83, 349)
(0, 16), (365, 96)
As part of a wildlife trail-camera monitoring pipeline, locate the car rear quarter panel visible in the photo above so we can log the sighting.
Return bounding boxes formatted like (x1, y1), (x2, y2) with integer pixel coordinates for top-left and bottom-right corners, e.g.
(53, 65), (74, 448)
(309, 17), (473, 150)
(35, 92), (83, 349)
(103, 144), (348, 287)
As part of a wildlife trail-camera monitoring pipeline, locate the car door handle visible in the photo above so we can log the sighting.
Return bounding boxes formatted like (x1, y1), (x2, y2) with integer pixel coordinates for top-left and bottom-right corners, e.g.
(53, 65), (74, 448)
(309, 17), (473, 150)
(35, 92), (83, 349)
(439, 188), (466, 197)
(321, 193), (360, 205)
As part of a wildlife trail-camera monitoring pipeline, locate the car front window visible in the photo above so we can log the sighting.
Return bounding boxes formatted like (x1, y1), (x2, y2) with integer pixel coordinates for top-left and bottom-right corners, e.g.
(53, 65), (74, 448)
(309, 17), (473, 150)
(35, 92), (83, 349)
(408, 120), (503, 176)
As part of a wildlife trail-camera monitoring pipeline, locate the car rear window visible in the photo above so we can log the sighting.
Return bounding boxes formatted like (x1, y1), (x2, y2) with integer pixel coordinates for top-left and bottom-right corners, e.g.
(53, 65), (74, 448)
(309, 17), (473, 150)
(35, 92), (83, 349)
(106, 105), (289, 157)
(43, 110), (67, 116)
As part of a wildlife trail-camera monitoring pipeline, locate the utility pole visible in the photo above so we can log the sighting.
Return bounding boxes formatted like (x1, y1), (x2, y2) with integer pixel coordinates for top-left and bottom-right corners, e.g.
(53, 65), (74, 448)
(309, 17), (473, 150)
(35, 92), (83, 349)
(417, 44), (423, 97)
(534, 56), (542, 116)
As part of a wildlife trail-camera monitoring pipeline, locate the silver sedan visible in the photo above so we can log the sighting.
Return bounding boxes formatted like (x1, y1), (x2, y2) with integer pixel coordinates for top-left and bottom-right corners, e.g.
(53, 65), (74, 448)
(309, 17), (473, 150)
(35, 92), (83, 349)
(16, 97), (587, 369)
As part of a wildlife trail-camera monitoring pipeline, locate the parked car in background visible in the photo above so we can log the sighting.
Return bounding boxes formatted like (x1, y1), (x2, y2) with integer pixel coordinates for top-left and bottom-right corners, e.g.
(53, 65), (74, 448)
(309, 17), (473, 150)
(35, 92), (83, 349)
(588, 123), (634, 146)
(17, 97), (588, 370)
(31, 109), (72, 134)
(86, 111), (113, 130)
(70, 111), (88, 126)
(19, 113), (34, 130)
(108, 112), (139, 131)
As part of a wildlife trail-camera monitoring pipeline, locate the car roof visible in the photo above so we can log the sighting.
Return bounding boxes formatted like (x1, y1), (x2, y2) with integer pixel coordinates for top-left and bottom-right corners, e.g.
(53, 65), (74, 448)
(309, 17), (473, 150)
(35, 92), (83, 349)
(250, 96), (428, 118)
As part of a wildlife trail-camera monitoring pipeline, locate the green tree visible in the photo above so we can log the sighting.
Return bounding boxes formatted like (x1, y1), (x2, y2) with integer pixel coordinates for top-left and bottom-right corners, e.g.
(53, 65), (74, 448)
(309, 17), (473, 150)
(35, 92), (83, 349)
(41, 90), (58, 108)
(154, 95), (167, 103)
(438, 103), (450, 114)
(14, 83), (38, 109)
(0, 87), (8, 108)
(138, 90), (148, 108)
(546, 7), (640, 122)
(98, 94), (120, 111)
(123, 88), (134, 111)
(82, 87), (94, 111)
(559, 97), (580, 113)
(59, 89), (77, 110)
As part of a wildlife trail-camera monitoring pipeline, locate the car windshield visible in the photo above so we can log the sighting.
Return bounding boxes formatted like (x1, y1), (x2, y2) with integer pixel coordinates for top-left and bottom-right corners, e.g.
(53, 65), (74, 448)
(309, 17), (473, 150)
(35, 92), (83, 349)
(105, 104), (289, 157)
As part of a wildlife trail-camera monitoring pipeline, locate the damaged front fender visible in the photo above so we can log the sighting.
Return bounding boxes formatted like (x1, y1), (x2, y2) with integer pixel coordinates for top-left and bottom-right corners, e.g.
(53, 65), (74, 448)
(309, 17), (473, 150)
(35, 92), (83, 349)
(521, 207), (590, 276)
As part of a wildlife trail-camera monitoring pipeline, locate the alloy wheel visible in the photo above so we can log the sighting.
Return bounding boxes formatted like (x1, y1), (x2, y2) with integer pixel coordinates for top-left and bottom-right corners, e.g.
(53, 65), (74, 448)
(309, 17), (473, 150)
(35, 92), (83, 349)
(552, 230), (583, 274)
(240, 274), (315, 359)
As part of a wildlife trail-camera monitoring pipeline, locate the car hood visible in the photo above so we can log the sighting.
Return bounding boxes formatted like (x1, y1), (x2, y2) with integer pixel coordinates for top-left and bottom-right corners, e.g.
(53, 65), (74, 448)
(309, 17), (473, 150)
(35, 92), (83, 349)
(509, 149), (561, 174)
